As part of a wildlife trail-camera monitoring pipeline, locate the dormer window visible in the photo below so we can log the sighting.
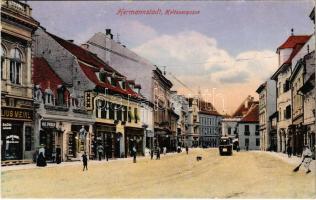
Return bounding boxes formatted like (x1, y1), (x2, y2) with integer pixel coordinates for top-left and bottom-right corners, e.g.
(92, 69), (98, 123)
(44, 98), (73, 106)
(107, 76), (111, 83)
(119, 80), (126, 89)
(44, 88), (54, 105)
(98, 68), (106, 82)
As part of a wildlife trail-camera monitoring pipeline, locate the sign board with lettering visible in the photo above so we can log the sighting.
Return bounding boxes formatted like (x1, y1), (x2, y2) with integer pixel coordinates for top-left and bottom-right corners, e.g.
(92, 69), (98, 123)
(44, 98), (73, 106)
(2, 123), (12, 130)
(1, 107), (33, 121)
(41, 121), (56, 129)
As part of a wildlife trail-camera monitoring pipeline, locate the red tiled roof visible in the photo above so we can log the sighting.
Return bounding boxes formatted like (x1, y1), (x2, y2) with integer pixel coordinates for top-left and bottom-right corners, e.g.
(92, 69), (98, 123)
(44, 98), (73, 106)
(47, 32), (123, 77)
(79, 62), (140, 98)
(199, 100), (221, 116)
(33, 57), (63, 94)
(277, 35), (311, 52)
(240, 103), (259, 123)
(232, 97), (257, 118)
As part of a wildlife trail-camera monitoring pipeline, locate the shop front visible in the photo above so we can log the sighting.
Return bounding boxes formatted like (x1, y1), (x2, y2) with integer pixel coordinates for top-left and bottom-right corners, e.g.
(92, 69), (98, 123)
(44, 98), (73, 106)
(66, 125), (90, 159)
(1, 107), (33, 161)
(94, 124), (122, 159)
(125, 127), (144, 156)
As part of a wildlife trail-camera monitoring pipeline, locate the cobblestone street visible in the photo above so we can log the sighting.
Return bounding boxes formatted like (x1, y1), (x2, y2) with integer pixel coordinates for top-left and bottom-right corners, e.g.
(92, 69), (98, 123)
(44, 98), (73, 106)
(1, 148), (315, 198)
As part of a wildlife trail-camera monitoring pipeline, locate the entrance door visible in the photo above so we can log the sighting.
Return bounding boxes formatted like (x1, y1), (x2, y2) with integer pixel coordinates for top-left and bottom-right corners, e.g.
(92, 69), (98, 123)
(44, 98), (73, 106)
(40, 130), (55, 160)
(1, 122), (23, 160)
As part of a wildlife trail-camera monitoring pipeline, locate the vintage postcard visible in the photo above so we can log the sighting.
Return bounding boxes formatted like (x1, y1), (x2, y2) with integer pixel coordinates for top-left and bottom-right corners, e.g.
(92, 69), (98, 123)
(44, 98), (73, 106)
(1, 0), (315, 198)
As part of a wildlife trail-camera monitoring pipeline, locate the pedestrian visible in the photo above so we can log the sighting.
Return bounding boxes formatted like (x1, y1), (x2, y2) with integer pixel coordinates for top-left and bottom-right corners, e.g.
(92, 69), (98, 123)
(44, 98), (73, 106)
(163, 146), (167, 155)
(246, 145), (249, 151)
(237, 145), (240, 152)
(82, 152), (88, 171)
(36, 152), (47, 167)
(56, 147), (62, 164)
(156, 147), (161, 160)
(287, 145), (292, 158)
(302, 145), (312, 174)
(97, 144), (104, 161)
(150, 148), (154, 160)
(132, 146), (137, 163)
(185, 146), (189, 154)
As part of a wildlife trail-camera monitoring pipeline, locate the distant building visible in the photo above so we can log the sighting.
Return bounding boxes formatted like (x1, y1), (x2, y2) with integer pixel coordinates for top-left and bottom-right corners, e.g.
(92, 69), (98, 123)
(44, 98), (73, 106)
(238, 103), (260, 150)
(1, 0), (39, 161)
(199, 100), (222, 147)
(256, 80), (276, 151)
(186, 97), (200, 147)
(221, 96), (257, 147)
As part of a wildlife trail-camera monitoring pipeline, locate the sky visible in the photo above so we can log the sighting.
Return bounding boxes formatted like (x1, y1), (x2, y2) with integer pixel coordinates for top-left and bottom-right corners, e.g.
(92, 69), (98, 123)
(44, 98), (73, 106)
(29, 0), (315, 115)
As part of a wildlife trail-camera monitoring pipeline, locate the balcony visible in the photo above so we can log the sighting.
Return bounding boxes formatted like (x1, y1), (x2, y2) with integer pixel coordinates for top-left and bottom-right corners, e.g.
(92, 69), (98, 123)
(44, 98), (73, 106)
(2, 0), (32, 16)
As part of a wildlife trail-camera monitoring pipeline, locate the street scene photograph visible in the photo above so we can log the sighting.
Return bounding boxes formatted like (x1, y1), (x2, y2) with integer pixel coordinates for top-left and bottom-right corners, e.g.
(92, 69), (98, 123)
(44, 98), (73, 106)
(1, 0), (316, 198)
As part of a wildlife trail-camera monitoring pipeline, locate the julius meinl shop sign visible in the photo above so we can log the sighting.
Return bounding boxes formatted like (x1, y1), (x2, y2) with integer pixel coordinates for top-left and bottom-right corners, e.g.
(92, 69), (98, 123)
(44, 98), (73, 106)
(1, 107), (33, 121)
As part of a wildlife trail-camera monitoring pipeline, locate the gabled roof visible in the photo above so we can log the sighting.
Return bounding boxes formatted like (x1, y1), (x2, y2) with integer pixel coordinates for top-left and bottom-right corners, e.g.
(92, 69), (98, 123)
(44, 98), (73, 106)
(240, 103), (259, 123)
(33, 57), (64, 93)
(277, 35), (311, 53)
(232, 96), (256, 118)
(256, 82), (267, 94)
(198, 100), (221, 116)
(46, 31), (141, 99)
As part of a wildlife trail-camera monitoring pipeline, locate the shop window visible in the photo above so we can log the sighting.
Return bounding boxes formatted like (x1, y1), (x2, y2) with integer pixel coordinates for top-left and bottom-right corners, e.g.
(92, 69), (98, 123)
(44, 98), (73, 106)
(25, 126), (32, 151)
(9, 48), (22, 85)
(1, 44), (6, 80)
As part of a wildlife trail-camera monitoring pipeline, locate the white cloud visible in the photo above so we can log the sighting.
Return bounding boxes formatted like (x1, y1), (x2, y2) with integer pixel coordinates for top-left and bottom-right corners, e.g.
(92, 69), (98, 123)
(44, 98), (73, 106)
(132, 31), (278, 114)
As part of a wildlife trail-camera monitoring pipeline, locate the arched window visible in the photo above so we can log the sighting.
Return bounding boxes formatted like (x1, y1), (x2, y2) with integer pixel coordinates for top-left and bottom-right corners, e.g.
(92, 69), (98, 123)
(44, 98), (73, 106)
(1, 45), (6, 80)
(9, 48), (22, 85)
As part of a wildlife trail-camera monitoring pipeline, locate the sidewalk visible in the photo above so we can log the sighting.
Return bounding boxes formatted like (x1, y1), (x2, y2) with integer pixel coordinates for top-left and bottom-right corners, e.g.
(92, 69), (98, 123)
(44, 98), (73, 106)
(255, 151), (315, 173)
(1, 152), (179, 172)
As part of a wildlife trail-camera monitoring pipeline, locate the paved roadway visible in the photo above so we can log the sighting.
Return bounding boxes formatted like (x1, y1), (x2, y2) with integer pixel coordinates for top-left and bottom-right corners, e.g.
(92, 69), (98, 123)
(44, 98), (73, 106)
(1, 148), (315, 198)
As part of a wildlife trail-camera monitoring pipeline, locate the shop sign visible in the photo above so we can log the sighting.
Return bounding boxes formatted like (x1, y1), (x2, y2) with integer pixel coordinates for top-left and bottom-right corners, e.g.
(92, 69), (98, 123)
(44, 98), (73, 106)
(2, 123), (12, 130)
(1, 107), (33, 121)
(6, 135), (20, 143)
(41, 121), (56, 129)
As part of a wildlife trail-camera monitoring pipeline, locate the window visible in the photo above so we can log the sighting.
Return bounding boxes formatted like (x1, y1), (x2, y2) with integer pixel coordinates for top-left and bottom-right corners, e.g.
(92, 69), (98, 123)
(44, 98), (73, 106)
(285, 105), (291, 119)
(255, 125), (259, 136)
(57, 86), (66, 106)
(245, 125), (250, 136)
(228, 127), (231, 135)
(9, 48), (22, 85)
(256, 138), (260, 146)
(25, 126), (33, 151)
(283, 80), (290, 93)
(109, 102), (114, 120)
(245, 138), (249, 146)
(1, 45), (6, 80)
(134, 108), (139, 123)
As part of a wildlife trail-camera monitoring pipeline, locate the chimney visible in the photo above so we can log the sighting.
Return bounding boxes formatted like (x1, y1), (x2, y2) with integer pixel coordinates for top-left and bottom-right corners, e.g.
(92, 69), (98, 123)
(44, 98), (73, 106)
(291, 28), (294, 36)
(105, 29), (113, 39)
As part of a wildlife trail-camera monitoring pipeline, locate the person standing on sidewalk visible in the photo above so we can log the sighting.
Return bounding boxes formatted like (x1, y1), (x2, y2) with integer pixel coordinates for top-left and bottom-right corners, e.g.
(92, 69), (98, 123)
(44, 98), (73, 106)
(287, 145), (292, 158)
(82, 152), (88, 171)
(163, 146), (167, 155)
(185, 146), (189, 154)
(150, 148), (154, 160)
(132, 145), (137, 163)
(97, 144), (104, 161)
(302, 145), (312, 174)
(156, 147), (161, 160)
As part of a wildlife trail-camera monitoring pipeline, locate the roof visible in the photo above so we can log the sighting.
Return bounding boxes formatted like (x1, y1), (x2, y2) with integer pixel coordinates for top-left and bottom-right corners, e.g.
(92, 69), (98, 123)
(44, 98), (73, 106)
(240, 103), (259, 123)
(198, 100), (221, 116)
(256, 82), (266, 94)
(46, 31), (141, 99)
(232, 96), (257, 118)
(47, 32), (124, 77)
(33, 57), (64, 93)
(277, 35), (311, 52)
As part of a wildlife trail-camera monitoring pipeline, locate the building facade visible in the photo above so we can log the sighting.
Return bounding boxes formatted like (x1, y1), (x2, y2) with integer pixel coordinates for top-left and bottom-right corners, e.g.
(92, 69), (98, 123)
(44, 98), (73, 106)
(238, 103), (260, 150)
(199, 100), (222, 147)
(1, 0), (39, 161)
(256, 80), (276, 151)
(271, 34), (310, 153)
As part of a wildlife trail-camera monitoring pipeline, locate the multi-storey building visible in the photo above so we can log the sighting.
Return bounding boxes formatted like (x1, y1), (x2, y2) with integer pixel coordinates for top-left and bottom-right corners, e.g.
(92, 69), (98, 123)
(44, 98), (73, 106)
(238, 103), (260, 150)
(82, 29), (174, 151)
(221, 96), (257, 147)
(256, 80), (276, 151)
(199, 100), (222, 147)
(33, 27), (144, 160)
(271, 33), (311, 153)
(170, 91), (189, 147)
(1, 0), (39, 162)
(185, 97), (200, 147)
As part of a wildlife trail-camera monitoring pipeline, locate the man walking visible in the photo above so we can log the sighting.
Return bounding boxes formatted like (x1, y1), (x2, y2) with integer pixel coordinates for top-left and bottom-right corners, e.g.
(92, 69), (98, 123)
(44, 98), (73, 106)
(302, 145), (312, 174)
(82, 152), (88, 171)
(132, 145), (137, 163)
